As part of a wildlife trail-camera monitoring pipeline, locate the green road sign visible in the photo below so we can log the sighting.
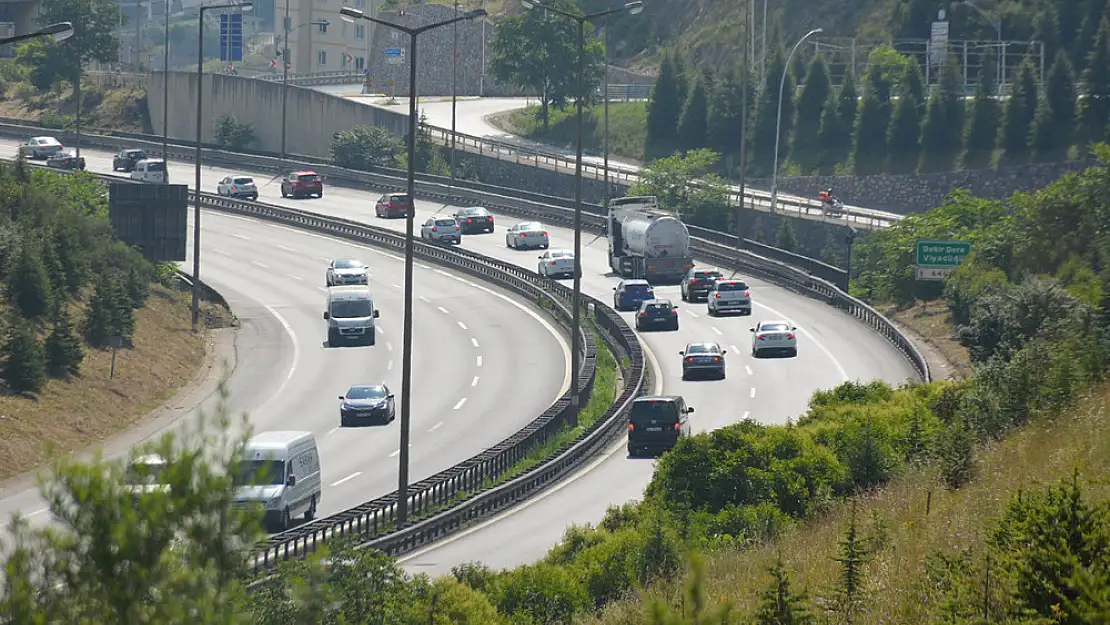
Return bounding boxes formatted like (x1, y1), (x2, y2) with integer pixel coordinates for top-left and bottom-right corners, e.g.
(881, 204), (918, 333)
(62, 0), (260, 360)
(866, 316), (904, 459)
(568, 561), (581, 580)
(916, 240), (970, 267)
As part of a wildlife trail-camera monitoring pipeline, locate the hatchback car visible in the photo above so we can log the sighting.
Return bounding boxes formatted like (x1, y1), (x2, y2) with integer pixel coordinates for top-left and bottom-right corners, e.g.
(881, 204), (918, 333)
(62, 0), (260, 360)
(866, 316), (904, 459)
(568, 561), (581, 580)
(680, 342), (726, 379)
(613, 279), (655, 312)
(635, 299), (680, 331)
(707, 279), (752, 316)
(112, 148), (148, 172)
(217, 175), (259, 200)
(281, 171), (323, 199)
(505, 222), (549, 249)
(627, 395), (693, 457)
(538, 249), (575, 279)
(326, 258), (370, 286)
(681, 267), (723, 302)
(454, 206), (495, 233)
(420, 216), (462, 244)
(751, 320), (798, 357)
(375, 192), (413, 218)
(19, 136), (63, 159)
(339, 384), (395, 426)
(46, 151), (85, 170)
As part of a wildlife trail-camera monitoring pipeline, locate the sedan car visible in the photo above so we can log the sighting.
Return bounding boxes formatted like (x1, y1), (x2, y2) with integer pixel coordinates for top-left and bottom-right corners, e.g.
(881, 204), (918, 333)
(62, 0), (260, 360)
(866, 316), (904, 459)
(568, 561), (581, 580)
(680, 342), (726, 380)
(505, 222), (549, 250)
(681, 267), (723, 302)
(280, 171), (323, 199)
(112, 148), (148, 172)
(613, 279), (655, 311)
(635, 299), (679, 331)
(375, 192), (412, 218)
(751, 320), (798, 357)
(326, 258), (370, 286)
(217, 175), (259, 200)
(339, 384), (395, 426)
(454, 206), (495, 233)
(19, 136), (63, 159)
(45, 151), (85, 170)
(538, 249), (575, 279)
(420, 216), (462, 244)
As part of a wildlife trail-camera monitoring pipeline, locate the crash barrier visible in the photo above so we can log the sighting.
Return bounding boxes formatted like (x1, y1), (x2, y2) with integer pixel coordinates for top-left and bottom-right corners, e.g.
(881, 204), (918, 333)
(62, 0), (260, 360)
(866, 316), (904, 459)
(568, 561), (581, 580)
(10, 158), (647, 573)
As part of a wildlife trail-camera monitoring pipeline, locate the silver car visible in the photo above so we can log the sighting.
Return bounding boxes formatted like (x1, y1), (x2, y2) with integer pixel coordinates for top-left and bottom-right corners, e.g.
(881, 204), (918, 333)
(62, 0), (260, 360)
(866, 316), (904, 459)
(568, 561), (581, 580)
(538, 249), (575, 279)
(326, 258), (370, 286)
(506, 221), (549, 250)
(19, 136), (63, 159)
(751, 320), (798, 358)
(217, 174), (259, 200)
(680, 342), (726, 380)
(421, 216), (462, 244)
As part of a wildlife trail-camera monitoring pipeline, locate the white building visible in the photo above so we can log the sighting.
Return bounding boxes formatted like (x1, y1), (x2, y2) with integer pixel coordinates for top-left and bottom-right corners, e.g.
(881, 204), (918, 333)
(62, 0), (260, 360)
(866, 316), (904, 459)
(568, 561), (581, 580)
(265, 0), (378, 74)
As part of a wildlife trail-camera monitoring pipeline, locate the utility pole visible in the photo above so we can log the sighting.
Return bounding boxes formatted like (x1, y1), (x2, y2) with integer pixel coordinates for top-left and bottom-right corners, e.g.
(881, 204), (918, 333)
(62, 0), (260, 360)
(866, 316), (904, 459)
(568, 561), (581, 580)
(736, 0), (749, 236)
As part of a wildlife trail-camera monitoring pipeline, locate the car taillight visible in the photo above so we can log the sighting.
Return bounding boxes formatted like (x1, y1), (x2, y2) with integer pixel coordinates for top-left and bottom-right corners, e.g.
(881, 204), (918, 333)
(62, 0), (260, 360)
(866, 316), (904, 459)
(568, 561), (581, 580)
(490, 217), (495, 222)
(456, 225), (460, 230)
(745, 291), (750, 296)
(757, 335), (765, 340)
(713, 356), (721, 361)
(787, 333), (796, 339)
(673, 423), (681, 431)
(628, 423), (634, 432)
(520, 233), (527, 237)
(432, 227), (438, 232)
(671, 309), (679, 315)
(542, 231), (548, 236)
(685, 357), (694, 362)
(550, 261), (557, 265)
(715, 293), (721, 298)
(467, 218), (472, 223)
(639, 312), (647, 317)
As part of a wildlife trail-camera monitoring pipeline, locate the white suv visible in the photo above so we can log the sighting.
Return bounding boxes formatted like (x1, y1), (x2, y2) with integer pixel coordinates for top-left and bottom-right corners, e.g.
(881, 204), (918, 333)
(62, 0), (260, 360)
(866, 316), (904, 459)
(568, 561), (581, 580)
(420, 216), (462, 244)
(707, 279), (752, 316)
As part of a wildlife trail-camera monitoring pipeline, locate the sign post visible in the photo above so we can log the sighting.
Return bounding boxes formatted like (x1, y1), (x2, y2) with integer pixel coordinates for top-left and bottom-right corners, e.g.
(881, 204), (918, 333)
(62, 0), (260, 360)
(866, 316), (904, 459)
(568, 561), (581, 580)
(387, 74), (395, 103)
(915, 239), (970, 281)
(384, 47), (404, 65)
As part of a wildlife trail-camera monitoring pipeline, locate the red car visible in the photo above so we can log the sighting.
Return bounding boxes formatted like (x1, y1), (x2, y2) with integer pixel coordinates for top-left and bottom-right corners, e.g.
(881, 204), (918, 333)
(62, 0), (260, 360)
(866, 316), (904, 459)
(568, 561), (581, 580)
(375, 192), (413, 218)
(280, 171), (323, 199)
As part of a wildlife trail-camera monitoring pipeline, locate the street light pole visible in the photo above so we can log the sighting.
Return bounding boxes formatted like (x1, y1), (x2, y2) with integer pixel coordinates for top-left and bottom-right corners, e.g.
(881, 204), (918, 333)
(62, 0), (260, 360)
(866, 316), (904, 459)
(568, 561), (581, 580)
(451, 1), (458, 185)
(735, 0), (749, 233)
(281, 0), (290, 160)
(162, 0), (170, 172)
(340, 5), (488, 527)
(602, 25), (610, 204)
(194, 3), (253, 333)
(769, 27), (821, 213)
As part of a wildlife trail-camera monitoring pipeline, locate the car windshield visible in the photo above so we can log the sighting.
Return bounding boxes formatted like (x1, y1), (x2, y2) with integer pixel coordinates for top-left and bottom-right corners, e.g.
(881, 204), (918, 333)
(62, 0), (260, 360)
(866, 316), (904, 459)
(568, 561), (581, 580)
(760, 323), (791, 333)
(232, 460), (285, 486)
(298, 174), (319, 181)
(518, 222), (542, 231)
(716, 282), (748, 291)
(625, 284), (652, 293)
(331, 300), (373, 318)
(144, 161), (166, 172)
(36, 138), (53, 145)
(549, 251), (572, 259)
(686, 344), (716, 354)
(233, 177), (254, 185)
(346, 386), (387, 400)
(694, 271), (721, 280)
(128, 150), (144, 157)
(389, 195), (409, 203)
(333, 259), (363, 269)
(435, 219), (456, 227)
(630, 400), (680, 425)
(644, 302), (671, 311)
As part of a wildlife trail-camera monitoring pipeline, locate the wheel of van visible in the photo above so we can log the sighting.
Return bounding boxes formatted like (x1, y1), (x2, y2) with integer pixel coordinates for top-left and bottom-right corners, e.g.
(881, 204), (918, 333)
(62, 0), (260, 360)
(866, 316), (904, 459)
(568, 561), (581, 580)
(327, 329), (339, 346)
(305, 496), (317, 521)
(280, 507), (291, 531)
(280, 187), (287, 198)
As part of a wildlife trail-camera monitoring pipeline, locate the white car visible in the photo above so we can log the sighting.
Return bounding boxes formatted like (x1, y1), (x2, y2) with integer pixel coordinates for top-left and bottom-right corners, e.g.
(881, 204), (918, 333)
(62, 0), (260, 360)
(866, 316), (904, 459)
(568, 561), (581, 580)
(751, 320), (797, 358)
(19, 136), (63, 159)
(326, 258), (370, 286)
(538, 249), (575, 279)
(707, 279), (752, 316)
(420, 215), (462, 244)
(506, 221), (549, 250)
(217, 175), (259, 200)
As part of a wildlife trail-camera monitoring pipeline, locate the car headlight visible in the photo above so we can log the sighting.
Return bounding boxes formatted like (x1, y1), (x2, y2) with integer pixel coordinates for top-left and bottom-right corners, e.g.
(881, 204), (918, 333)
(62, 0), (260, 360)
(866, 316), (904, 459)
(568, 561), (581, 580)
(266, 498), (282, 509)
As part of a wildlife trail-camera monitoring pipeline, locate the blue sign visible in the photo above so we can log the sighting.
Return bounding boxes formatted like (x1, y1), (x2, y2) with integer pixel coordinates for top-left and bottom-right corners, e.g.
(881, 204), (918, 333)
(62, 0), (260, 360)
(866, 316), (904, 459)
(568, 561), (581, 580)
(219, 13), (244, 62)
(384, 47), (402, 57)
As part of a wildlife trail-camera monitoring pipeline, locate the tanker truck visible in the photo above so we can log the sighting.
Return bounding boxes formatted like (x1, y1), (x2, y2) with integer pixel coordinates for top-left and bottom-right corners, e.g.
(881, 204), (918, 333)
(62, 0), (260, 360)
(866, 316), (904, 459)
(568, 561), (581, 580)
(606, 196), (695, 282)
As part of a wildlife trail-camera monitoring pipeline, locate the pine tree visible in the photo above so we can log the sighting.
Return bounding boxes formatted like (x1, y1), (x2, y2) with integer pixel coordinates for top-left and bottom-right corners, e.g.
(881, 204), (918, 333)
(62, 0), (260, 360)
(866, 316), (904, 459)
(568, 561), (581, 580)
(918, 58), (965, 172)
(112, 276), (136, 344)
(6, 242), (55, 320)
(1032, 49), (1078, 162)
(817, 71), (857, 173)
(852, 85), (887, 174)
(1079, 17), (1110, 148)
(776, 219), (796, 251)
(1073, 0), (1110, 72)
(645, 50), (688, 159)
(751, 47), (793, 174)
(755, 552), (813, 624)
(829, 502), (871, 624)
(44, 307), (84, 378)
(886, 60), (925, 173)
(676, 68), (712, 154)
(791, 55), (832, 173)
(998, 58), (1039, 165)
(962, 50), (1001, 169)
(706, 64), (745, 165)
(1034, 6), (1062, 61)
(83, 273), (119, 348)
(790, 49), (807, 91)
(2, 320), (47, 395)
(1060, 0), (1085, 69)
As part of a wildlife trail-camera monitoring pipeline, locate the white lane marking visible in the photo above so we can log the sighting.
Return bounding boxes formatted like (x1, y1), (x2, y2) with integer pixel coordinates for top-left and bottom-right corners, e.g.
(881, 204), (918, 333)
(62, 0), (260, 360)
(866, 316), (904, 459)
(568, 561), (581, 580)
(730, 344), (740, 354)
(457, 321), (468, 330)
(391, 283), (402, 289)
(712, 327), (723, 335)
(232, 233), (251, 240)
(388, 360), (394, 370)
(251, 261), (270, 269)
(292, 275), (304, 281)
(389, 449), (400, 458)
(252, 304), (301, 418)
(437, 306), (450, 314)
(419, 296), (431, 302)
(277, 244), (296, 252)
(750, 387), (756, 398)
(330, 472), (362, 487)
(210, 248), (231, 256)
(27, 508), (47, 517)
(375, 250), (404, 262)
(397, 333), (665, 565)
(742, 410), (750, 420)
(453, 398), (467, 410)
(745, 365), (753, 375)
(327, 427), (339, 436)
(387, 342), (394, 352)
(470, 337), (480, 348)
(471, 376), (479, 387)
(754, 300), (849, 381)
(317, 255), (331, 262)
(686, 310), (700, 318)
(317, 286), (327, 292)
(429, 421), (443, 432)
(417, 263), (431, 269)
(476, 356), (483, 367)
(376, 325), (385, 333)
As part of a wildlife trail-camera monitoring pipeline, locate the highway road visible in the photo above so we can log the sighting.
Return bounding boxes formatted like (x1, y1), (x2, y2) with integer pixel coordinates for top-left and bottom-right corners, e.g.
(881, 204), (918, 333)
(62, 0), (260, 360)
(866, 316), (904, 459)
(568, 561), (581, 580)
(0, 146), (569, 535)
(5, 138), (918, 572)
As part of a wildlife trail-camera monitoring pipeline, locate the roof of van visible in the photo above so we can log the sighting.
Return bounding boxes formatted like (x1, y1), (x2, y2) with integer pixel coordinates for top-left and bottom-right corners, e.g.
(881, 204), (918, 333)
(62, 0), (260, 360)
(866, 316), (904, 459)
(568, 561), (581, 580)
(245, 430), (314, 451)
(328, 285), (373, 299)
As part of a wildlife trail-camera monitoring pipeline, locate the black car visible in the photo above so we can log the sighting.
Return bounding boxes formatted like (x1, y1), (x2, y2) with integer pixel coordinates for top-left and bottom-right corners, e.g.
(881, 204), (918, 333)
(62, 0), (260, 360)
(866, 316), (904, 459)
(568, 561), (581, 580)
(339, 384), (396, 426)
(46, 151), (85, 170)
(627, 395), (693, 457)
(635, 299), (680, 331)
(112, 148), (148, 172)
(454, 206), (495, 233)
(681, 267), (723, 302)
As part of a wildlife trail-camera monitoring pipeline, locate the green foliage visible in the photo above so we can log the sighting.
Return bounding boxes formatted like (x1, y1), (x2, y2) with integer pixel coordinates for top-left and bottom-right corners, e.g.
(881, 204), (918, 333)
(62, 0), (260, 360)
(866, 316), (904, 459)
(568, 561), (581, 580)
(628, 149), (729, 229)
(676, 68), (711, 153)
(330, 125), (404, 171)
(705, 64), (749, 166)
(1032, 50), (1078, 162)
(486, 561), (590, 624)
(1, 319), (47, 394)
(755, 552), (813, 624)
(963, 50), (1001, 169)
(642, 553), (734, 624)
(828, 502), (871, 623)
(44, 306), (83, 378)
(919, 56), (965, 173)
(1079, 18), (1110, 147)
(213, 114), (256, 151)
(852, 84), (888, 175)
(886, 59), (925, 173)
(15, 0), (121, 89)
(82, 272), (134, 348)
(645, 50), (688, 159)
(777, 219), (797, 252)
(818, 72), (857, 174)
(5, 241), (54, 319)
(751, 46), (792, 175)
(792, 55), (832, 173)
(999, 58), (1039, 165)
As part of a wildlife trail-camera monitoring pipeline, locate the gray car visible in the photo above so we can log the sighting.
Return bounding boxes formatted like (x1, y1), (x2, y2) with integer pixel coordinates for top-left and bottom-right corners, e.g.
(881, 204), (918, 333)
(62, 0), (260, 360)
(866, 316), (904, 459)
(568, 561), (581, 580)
(680, 342), (726, 380)
(326, 258), (370, 286)
(339, 384), (396, 426)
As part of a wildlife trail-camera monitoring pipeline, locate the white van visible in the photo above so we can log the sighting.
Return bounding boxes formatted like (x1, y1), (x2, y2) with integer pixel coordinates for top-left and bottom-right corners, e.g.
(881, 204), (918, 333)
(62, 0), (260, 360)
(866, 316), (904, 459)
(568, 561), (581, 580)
(130, 158), (167, 183)
(324, 285), (379, 346)
(122, 453), (170, 498)
(233, 431), (321, 532)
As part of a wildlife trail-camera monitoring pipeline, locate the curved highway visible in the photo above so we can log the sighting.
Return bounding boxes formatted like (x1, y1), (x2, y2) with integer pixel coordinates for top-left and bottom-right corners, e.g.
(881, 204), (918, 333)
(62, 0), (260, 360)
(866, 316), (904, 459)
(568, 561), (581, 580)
(1, 138), (918, 568)
(0, 149), (569, 534)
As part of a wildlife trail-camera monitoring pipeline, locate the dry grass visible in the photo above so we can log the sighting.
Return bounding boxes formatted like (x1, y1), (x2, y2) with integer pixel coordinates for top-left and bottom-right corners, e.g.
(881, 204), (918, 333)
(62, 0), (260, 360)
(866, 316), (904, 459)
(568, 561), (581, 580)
(0, 284), (234, 481)
(0, 84), (148, 133)
(884, 299), (973, 380)
(586, 382), (1110, 624)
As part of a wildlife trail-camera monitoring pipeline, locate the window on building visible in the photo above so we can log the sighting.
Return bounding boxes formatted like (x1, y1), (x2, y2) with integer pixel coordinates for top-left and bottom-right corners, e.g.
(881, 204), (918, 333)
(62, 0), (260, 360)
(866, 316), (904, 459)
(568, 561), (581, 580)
(356, 24), (365, 40)
(317, 50), (327, 66)
(316, 22), (328, 34)
(355, 56), (365, 70)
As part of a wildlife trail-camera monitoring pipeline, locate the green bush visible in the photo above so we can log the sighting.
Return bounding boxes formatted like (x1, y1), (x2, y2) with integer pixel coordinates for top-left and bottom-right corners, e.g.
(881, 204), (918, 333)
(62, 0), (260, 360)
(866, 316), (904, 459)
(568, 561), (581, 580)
(213, 114), (256, 150)
(2, 319), (47, 394)
(44, 307), (83, 378)
(5, 241), (55, 319)
(487, 561), (590, 624)
(330, 125), (403, 171)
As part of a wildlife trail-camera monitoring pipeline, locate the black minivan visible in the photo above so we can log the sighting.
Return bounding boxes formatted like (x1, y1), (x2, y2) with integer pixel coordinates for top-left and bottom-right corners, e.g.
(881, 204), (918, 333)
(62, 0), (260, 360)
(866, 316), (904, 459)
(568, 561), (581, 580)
(627, 395), (693, 457)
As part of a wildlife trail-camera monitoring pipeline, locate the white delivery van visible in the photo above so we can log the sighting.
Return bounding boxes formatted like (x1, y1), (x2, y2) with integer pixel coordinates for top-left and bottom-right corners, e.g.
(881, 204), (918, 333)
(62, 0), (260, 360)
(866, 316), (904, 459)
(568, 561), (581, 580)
(324, 285), (379, 346)
(233, 430), (321, 532)
(122, 453), (170, 499)
(130, 158), (167, 183)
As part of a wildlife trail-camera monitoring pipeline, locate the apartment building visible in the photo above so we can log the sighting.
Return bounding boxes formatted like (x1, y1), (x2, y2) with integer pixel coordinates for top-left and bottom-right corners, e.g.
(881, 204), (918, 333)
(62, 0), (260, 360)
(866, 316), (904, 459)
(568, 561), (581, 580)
(267, 0), (376, 74)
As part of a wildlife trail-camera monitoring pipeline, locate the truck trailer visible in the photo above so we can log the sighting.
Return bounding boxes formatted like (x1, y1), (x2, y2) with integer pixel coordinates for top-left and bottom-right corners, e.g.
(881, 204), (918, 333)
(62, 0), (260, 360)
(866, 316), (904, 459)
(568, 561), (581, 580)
(606, 196), (695, 282)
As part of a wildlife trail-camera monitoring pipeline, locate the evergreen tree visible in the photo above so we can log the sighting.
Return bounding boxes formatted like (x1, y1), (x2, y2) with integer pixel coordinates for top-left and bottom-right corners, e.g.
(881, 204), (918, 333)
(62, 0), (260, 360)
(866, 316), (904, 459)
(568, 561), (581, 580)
(1074, 0), (1110, 71)
(999, 58), (1039, 165)
(44, 307), (84, 378)
(676, 68), (712, 154)
(706, 64), (752, 171)
(790, 49), (807, 91)
(1079, 18), (1110, 148)
(791, 55), (832, 173)
(919, 57), (965, 172)
(1060, 0), (1085, 69)
(829, 502), (871, 624)
(645, 50), (688, 158)
(895, 0), (934, 39)
(755, 552), (812, 625)
(2, 320), (47, 395)
(962, 50), (1001, 169)
(1032, 49), (1078, 162)
(852, 85), (887, 174)
(83, 273), (133, 348)
(112, 276), (136, 344)
(1034, 5), (1062, 62)
(918, 93), (949, 172)
(776, 219), (796, 251)
(817, 71), (857, 174)
(886, 59), (925, 173)
(5, 242), (55, 320)
(751, 47), (793, 174)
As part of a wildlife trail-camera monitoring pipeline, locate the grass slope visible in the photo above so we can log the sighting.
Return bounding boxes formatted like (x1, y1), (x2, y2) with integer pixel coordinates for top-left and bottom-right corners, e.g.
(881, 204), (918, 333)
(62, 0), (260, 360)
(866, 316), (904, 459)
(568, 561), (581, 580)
(488, 102), (647, 162)
(0, 82), (149, 134)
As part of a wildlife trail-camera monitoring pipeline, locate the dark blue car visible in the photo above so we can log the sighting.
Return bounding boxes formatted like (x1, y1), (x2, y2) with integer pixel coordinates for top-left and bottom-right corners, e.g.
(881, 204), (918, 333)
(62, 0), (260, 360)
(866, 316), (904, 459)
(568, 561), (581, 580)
(613, 279), (655, 312)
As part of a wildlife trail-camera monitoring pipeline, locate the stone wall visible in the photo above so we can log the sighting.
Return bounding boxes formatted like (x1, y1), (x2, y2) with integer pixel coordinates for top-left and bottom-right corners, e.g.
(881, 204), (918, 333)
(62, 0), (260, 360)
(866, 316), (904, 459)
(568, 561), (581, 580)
(749, 159), (1099, 215)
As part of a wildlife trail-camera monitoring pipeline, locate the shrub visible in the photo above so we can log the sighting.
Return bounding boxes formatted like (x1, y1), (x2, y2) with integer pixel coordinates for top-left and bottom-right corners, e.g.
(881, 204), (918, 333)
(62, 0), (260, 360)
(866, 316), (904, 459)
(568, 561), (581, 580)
(83, 273), (134, 347)
(2, 320), (47, 394)
(212, 114), (256, 150)
(330, 125), (403, 171)
(44, 307), (83, 378)
(487, 562), (590, 624)
(5, 241), (55, 319)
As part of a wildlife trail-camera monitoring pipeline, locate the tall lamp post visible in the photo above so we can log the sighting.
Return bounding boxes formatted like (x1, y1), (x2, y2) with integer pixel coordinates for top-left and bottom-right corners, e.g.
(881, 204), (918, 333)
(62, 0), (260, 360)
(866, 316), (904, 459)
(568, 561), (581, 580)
(769, 27), (821, 212)
(521, 0), (643, 428)
(735, 0), (750, 234)
(279, 11), (331, 161)
(601, 25), (609, 204)
(450, 1), (459, 185)
(340, 5), (487, 527)
(0, 21), (73, 46)
(162, 0), (170, 173)
(957, 1), (1003, 90)
(194, 2), (253, 333)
